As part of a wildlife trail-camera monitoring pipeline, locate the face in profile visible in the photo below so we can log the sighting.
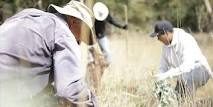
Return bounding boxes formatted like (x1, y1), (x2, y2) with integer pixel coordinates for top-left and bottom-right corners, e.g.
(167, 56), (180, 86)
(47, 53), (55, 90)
(157, 32), (171, 45)
(67, 16), (82, 44)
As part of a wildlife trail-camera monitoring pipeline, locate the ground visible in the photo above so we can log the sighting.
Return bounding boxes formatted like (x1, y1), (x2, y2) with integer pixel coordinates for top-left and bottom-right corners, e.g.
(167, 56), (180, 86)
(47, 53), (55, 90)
(81, 29), (213, 107)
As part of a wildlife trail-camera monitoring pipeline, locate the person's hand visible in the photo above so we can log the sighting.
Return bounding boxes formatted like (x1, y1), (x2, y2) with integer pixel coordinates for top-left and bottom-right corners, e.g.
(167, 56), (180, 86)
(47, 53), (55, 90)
(122, 24), (128, 30)
(154, 72), (171, 81)
(154, 68), (181, 81)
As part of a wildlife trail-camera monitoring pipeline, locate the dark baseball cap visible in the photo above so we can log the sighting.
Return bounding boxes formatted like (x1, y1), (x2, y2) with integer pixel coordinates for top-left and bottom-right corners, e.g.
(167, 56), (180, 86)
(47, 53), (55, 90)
(150, 20), (173, 37)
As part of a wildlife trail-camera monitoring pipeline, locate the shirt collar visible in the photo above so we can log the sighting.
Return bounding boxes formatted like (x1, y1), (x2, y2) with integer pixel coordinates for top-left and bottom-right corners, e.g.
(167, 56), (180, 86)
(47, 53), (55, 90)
(165, 28), (178, 47)
(54, 13), (68, 26)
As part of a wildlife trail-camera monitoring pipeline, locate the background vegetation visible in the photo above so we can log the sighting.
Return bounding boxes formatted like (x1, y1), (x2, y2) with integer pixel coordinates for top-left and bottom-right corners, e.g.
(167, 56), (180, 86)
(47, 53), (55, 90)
(1, 0), (213, 106)
(1, 0), (213, 32)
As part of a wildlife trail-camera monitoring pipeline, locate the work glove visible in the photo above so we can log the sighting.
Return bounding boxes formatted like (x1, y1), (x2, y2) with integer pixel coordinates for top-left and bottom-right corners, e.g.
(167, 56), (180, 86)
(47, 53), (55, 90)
(154, 68), (181, 81)
(122, 24), (128, 30)
(154, 72), (171, 81)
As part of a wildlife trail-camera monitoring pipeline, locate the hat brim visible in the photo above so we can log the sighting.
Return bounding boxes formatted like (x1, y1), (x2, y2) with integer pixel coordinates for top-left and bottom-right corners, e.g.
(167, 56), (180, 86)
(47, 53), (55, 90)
(48, 5), (74, 16)
(80, 24), (97, 45)
(48, 4), (93, 28)
(48, 4), (96, 45)
(150, 32), (157, 38)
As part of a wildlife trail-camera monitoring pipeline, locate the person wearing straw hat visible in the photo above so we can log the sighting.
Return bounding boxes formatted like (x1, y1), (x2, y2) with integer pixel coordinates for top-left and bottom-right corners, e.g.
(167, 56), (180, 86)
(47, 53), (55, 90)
(88, 2), (128, 66)
(0, 1), (98, 107)
(151, 20), (212, 98)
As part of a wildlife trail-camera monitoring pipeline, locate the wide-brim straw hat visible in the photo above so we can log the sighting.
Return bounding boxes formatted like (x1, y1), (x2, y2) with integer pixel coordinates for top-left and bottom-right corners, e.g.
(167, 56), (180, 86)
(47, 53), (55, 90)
(48, 1), (96, 44)
(48, 0), (94, 28)
(93, 2), (109, 21)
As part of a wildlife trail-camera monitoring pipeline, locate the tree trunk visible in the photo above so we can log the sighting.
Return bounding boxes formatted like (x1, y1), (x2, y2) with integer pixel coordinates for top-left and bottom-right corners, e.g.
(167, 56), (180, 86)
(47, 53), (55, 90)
(204, 0), (212, 15)
(203, 0), (213, 32)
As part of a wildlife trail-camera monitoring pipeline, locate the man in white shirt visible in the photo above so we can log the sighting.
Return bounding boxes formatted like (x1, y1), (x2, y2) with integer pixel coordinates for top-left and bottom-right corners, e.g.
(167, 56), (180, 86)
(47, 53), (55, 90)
(150, 20), (212, 98)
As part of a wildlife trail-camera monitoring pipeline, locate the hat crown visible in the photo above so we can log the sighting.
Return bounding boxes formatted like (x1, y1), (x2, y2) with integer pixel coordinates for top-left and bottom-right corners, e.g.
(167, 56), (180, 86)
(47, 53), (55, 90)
(93, 2), (109, 21)
(150, 20), (173, 37)
(48, 0), (94, 28)
(154, 20), (173, 33)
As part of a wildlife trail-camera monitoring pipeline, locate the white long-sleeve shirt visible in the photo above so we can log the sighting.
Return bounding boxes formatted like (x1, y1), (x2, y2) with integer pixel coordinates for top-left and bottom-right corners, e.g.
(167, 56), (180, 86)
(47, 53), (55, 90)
(158, 28), (212, 78)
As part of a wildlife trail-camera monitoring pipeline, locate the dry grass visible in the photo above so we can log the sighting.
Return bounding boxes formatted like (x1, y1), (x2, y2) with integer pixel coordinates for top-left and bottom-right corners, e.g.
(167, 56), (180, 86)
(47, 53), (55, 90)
(81, 30), (213, 107)
(194, 33), (213, 98)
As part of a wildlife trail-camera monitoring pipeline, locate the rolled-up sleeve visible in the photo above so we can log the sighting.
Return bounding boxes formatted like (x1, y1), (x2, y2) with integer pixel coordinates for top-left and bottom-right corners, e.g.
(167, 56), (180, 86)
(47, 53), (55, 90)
(53, 32), (97, 106)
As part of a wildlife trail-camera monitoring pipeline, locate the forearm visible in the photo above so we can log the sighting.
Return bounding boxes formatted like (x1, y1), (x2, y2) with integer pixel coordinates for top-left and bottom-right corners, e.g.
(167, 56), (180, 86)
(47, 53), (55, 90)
(156, 62), (195, 80)
(107, 15), (125, 28)
(178, 61), (195, 74)
(56, 80), (98, 107)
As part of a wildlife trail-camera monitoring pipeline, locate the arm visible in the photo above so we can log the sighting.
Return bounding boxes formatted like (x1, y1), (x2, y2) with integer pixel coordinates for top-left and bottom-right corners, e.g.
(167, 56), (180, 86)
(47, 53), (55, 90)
(53, 33), (97, 107)
(154, 48), (170, 81)
(177, 32), (213, 78)
(178, 34), (199, 74)
(159, 48), (169, 74)
(167, 33), (199, 77)
(156, 33), (200, 80)
(106, 14), (127, 29)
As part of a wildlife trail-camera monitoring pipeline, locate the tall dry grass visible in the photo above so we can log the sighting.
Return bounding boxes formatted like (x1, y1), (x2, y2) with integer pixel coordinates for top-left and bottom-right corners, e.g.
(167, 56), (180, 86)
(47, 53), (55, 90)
(82, 30), (213, 107)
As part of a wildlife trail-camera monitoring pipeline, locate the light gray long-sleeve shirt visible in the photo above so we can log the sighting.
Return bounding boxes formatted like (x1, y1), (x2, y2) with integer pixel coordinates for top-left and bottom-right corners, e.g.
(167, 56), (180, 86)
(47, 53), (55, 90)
(0, 8), (96, 107)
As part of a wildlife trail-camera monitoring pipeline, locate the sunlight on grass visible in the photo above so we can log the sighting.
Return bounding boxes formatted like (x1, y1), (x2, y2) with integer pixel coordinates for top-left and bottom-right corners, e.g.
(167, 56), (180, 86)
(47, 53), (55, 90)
(83, 30), (213, 107)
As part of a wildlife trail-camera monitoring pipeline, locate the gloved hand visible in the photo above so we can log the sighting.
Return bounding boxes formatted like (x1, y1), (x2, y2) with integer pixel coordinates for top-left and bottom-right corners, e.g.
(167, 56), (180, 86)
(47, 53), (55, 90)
(154, 68), (180, 81)
(154, 72), (171, 81)
(122, 24), (128, 30)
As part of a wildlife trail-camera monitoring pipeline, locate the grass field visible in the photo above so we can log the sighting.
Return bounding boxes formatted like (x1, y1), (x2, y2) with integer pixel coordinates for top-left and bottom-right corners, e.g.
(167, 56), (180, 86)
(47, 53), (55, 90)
(81, 29), (213, 107)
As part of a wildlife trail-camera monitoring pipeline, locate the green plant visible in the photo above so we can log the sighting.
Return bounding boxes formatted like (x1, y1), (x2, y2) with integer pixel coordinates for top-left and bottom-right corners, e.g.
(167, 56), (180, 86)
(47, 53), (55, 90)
(153, 80), (178, 107)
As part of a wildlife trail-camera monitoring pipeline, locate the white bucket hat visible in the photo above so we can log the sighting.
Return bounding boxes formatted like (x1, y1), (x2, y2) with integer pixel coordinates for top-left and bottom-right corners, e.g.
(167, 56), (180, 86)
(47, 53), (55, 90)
(93, 2), (109, 21)
(48, 0), (94, 28)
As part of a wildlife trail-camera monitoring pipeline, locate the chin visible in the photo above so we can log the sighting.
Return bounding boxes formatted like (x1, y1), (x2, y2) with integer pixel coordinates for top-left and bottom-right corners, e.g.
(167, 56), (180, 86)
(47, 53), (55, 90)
(164, 43), (169, 45)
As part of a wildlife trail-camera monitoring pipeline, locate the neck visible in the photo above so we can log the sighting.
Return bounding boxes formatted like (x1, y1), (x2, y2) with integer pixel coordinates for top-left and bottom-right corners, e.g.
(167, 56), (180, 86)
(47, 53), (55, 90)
(55, 13), (66, 20)
(169, 33), (173, 44)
